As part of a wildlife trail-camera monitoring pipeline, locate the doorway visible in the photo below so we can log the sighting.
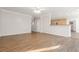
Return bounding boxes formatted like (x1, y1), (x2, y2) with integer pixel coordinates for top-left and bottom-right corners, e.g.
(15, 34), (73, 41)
(31, 17), (39, 32)
(69, 20), (76, 32)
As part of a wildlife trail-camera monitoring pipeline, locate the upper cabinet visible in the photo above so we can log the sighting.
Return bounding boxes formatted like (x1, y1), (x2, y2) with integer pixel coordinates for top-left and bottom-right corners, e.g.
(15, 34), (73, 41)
(51, 18), (68, 25)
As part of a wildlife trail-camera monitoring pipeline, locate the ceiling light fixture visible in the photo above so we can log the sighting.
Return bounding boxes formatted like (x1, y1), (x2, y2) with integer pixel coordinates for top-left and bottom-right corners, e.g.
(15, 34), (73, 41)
(34, 10), (41, 13)
(32, 7), (46, 14)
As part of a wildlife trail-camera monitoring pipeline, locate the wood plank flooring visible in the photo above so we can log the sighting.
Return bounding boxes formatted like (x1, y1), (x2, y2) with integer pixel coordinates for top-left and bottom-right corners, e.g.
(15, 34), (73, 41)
(0, 32), (78, 52)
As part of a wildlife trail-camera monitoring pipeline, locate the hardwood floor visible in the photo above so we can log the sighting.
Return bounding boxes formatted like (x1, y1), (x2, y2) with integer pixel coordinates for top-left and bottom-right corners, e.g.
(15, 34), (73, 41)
(0, 32), (78, 52)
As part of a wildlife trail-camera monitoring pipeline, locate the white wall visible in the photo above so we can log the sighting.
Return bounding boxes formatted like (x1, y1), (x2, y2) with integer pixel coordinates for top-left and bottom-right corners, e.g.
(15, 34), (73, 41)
(76, 16), (79, 33)
(0, 9), (32, 36)
(36, 14), (71, 37)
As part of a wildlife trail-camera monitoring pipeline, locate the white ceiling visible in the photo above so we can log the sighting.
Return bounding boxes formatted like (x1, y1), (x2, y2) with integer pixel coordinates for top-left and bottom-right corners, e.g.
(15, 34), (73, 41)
(1, 7), (34, 15)
(1, 7), (79, 17)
